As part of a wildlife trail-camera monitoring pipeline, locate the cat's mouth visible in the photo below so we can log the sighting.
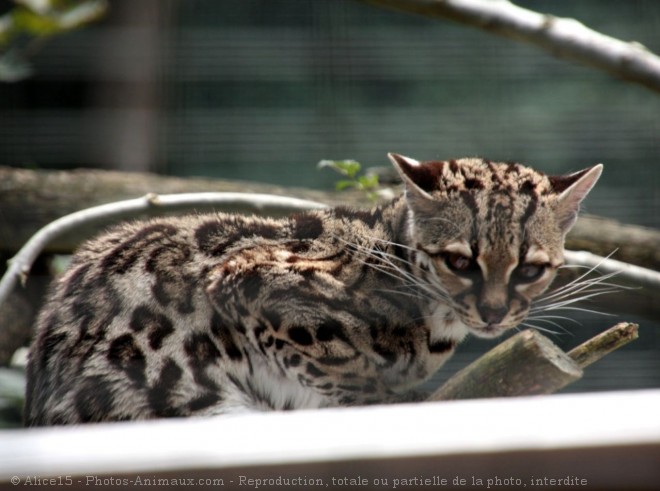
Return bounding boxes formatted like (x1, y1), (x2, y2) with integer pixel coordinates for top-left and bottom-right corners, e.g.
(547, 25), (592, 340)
(467, 322), (513, 339)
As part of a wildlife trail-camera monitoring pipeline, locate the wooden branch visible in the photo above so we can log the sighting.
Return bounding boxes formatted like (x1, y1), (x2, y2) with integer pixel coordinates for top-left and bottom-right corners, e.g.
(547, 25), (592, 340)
(357, 0), (660, 94)
(0, 192), (329, 312)
(0, 166), (356, 254)
(429, 329), (583, 401)
(429, 322), (639, 401)
(567, 321), (639, 369)
(564, 250), (660, 292)
(565, 215), (660, 273)
(1, 183), (656, 320)
(2, 167), (658, 270)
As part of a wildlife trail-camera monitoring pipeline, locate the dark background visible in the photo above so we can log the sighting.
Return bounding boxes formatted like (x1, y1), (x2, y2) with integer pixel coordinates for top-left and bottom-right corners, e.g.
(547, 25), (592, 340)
(1, 0), (658, 393)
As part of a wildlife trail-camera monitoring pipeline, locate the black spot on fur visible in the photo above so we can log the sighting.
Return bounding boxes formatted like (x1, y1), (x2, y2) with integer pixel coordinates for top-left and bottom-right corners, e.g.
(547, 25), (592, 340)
(195, 220), (227, 254)
(184, 332), (221, 391)
(74, 376), (115, 423)
(291, 213), (324, 240)
(129, 306), (150, 332)
(288, 354), (302, 367)
(197, 219), (279, 256)
(102, 224), (177, 274)
(316, 319), (349, 343)
(464, 178), (484, 190)
(107, 334), (146, 385)
(262, 309), (281, 331)
(240, 270), (264, 302)
(148, 358), (183, 418)
(152, 279), (173, 308)
(187, 392), (223, 412)
(372, 343), (398, 365)
(144, 246), (168, 273)
(254, 324), (266, 338)
(288, 241), (311, 254)
(209, 316), (243, 361)
(129, 305), (175, 350)
(185, 332), (222, 363)
(288, 326), (314, 346)
(38, 330), (67, 368)
(520, 180), (536, 196)
(333, 207), (380, 228)
(306, 363), (326, 377)
(519, 195), (538, 232)
(245, 221), (281, 239)
(429, 339), (455, 353)
(62, 263), (92, 297)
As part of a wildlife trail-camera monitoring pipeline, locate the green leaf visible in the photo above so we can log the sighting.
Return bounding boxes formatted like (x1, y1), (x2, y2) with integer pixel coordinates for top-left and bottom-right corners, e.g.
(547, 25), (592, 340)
(357, 174), (379, 190)
(335, 160), (361, 178)
(335, 179), (357, 191)
(317, 159), (361, 178)
(12, 7), (61, 35)
(10, 1), (107, 36)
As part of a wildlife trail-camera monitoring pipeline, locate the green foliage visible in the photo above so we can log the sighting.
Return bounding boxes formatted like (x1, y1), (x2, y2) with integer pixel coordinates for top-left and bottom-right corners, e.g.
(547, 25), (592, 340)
(0, 0), (108, 82)
(318, 159), (381, 201)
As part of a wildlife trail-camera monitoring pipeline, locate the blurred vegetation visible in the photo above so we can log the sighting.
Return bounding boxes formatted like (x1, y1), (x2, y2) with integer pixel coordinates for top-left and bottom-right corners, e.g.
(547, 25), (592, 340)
(319, 159), (381, 201)
(0, 0), (107, 82)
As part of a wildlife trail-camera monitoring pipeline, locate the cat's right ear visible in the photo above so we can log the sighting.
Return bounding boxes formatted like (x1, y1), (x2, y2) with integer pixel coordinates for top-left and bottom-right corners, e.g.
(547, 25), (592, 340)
(388, 153), (437, 207)
(551, 163), (603, 234)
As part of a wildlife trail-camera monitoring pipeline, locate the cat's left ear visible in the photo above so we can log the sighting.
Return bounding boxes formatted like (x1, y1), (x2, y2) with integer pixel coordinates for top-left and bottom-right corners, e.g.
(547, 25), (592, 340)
(551, 164), (603, 234)
(388, 153), (441, 215)
(388, 152), (439, 202)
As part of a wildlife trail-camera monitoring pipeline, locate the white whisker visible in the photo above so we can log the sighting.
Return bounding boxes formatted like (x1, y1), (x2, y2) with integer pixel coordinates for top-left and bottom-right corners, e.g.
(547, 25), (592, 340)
(336, 234), (450, 304)
(519, 322), (561, 336)
(522, 317), (571, 334)
(527, 314), (582, 327)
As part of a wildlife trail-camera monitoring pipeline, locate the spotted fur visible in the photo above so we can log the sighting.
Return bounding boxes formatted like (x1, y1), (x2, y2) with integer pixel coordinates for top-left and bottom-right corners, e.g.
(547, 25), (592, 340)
(24, 154), (602, 425)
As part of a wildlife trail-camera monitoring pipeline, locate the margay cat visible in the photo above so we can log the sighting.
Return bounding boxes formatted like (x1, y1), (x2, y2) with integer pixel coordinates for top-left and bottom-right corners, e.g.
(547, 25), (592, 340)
(25, 154), (602, 425)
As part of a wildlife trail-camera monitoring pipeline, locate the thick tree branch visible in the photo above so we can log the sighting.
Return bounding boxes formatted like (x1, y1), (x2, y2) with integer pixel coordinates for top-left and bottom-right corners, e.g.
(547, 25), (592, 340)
(0, 192), (329, 312)
(563, 250), (660, 292)
(430, 322), (639, 401)
(0, 166), (356, 254)
(358, 0), (660, 94)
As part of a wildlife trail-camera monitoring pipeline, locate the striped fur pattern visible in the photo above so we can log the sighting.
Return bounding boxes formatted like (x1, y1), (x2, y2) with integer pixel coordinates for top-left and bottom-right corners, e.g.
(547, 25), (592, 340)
(24, 154), (602, 425)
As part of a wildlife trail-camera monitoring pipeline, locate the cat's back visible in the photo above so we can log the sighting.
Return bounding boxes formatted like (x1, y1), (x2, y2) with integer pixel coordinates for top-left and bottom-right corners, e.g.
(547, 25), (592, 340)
(24, 211), (313, 425)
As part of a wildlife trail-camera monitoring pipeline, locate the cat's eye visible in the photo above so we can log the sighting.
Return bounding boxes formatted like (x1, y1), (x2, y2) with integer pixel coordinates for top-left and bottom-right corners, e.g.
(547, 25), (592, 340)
(445, 252), (476, 273)
(515, 263), (546, 282)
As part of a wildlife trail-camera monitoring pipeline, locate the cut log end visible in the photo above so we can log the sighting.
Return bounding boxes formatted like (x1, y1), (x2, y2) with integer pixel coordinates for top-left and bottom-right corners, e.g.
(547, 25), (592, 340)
(428, 322), (639, 403)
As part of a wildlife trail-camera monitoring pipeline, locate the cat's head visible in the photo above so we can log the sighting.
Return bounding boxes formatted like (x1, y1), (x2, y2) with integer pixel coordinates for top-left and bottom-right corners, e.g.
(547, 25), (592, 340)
(389, 153), (602, 338)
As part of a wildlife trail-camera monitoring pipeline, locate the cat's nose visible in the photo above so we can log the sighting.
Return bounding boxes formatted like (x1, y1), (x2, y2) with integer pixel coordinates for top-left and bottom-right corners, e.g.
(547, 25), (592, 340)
(477, 304), (508, 325)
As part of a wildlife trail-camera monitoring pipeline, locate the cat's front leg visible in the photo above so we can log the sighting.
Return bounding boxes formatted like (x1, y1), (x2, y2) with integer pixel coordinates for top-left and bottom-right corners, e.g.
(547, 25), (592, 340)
(203, 247), (411, 409)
